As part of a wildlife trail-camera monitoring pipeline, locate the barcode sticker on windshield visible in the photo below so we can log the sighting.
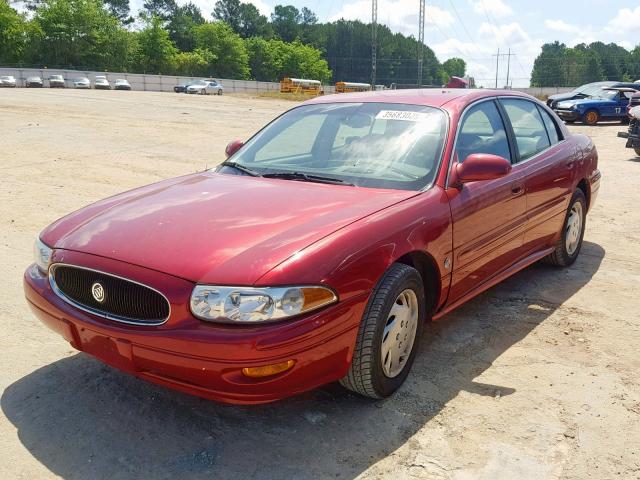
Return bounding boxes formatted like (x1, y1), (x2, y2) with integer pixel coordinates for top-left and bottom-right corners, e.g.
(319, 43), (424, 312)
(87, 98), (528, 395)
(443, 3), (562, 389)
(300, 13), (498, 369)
(375, 110), (431, 122)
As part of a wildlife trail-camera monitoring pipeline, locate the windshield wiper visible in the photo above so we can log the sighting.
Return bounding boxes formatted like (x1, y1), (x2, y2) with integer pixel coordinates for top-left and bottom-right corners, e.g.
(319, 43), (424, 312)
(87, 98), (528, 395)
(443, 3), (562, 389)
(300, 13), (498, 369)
(219, 161), (261, 177)
(262, 171), (354, 186)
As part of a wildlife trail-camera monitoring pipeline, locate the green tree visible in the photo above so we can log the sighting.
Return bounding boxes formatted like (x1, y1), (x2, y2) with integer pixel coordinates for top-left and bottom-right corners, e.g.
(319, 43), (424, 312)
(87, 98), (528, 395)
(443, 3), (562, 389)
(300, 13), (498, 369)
(193, 21), (249, 78)
(29, 0), (135, 70)
(237, 3), (271, 38)
(442, 57), (466, 78)
(104, 0), (131, 23)
(212, 0), (241, 31)
(245, 37), (330, 82)
(0, 1), (30, 64)
(167, 2), (204, 51)
(300, 7), (317, 25)
(136, 15), (177, 73)
(271, 4), (300, 42)
(173, 48), (215, 76)
(141, 0), (176, 21)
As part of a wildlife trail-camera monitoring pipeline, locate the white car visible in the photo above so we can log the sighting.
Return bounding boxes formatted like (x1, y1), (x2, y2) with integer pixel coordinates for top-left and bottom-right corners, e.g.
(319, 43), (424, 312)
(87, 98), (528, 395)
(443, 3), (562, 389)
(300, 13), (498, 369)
(114, 79), (131, 90)
(73, 77), (91, 89)
(0, 75), (17, 87)
(94, 76), (111, 90)
(49, 74), (65, 88)
(186, 79), (224, 95)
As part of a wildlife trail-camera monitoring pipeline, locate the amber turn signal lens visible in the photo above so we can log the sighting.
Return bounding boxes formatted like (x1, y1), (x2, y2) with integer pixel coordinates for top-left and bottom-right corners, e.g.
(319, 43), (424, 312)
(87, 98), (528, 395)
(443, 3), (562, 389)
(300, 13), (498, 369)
(242, 360), (295, 378)
(301, 287), (337, 311)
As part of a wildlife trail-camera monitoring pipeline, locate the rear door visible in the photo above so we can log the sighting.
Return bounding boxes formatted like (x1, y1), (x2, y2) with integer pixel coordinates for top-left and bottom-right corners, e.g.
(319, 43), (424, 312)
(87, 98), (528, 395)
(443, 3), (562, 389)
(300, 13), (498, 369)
(498, 98), (575, 251)
(445, 99), (527, 303)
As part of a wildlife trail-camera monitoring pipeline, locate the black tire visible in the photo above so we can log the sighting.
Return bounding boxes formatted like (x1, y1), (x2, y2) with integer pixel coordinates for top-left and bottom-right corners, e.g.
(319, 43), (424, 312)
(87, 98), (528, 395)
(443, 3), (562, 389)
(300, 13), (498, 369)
(543, 189), (587, 267)
(340, 263), (426, 399)
(583, 109), (599, 126)
(635, 147), (640, 157)
(217, 89), (223, 95)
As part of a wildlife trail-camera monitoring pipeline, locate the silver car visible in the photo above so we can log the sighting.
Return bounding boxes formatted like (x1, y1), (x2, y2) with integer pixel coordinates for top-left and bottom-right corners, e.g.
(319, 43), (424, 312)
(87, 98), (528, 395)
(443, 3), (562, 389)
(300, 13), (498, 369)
(114, 79), (131, 90)
(73, 77), (91, 89)
(0, 75), (17, 87)
(186, 79), (224, 95)
(94, 76), (111, 90)
(25, 76), (43, 88)
(49, 74), (65, 88)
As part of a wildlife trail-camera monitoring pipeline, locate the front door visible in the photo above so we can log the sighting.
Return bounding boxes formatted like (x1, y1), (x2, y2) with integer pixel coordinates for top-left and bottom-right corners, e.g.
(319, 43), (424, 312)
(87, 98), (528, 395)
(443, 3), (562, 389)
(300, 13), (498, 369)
(446, 99), (527, 303)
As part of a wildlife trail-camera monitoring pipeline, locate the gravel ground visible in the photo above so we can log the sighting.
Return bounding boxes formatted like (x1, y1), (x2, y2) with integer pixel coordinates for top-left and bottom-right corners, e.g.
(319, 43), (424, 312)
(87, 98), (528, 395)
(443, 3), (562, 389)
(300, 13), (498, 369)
(1, 89), (639, 480)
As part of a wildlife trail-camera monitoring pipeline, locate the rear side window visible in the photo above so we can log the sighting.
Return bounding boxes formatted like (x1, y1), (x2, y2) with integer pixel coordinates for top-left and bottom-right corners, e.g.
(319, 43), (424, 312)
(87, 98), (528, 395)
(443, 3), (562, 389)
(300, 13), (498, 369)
(537, 105), (561, 144)
(456, 101), (511, 163)
(500, 98), (550, 161)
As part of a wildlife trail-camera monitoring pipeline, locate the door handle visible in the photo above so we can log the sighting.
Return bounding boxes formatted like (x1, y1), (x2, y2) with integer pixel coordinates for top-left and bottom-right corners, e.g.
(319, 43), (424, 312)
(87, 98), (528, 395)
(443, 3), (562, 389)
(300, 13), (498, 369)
(511, 185), (524, 195)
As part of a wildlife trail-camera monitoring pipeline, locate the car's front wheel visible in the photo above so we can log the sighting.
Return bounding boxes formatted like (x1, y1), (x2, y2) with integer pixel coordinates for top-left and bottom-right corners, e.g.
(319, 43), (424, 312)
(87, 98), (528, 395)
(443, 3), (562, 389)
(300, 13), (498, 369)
(218, 89), (223, 95)
(544, 189), (587, 267)
(584, 110), (599, 125)
(340, 263), (425, 399)
(635, 147), (640, 157)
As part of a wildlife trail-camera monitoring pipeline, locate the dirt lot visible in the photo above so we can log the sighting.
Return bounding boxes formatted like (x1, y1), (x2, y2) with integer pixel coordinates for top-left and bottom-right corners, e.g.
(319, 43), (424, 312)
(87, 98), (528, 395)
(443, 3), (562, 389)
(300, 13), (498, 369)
(1, 89), (639, 480)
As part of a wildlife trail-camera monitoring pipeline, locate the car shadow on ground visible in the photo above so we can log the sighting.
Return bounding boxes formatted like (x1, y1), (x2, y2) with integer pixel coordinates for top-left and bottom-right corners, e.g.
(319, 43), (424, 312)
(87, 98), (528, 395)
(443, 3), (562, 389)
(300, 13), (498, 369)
(2, 242), (604, 480)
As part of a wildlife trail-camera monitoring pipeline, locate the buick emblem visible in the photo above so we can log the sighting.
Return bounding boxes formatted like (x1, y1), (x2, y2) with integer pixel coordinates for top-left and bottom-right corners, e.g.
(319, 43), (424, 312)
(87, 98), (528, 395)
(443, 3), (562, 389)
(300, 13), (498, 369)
(91, 282), (105, 303)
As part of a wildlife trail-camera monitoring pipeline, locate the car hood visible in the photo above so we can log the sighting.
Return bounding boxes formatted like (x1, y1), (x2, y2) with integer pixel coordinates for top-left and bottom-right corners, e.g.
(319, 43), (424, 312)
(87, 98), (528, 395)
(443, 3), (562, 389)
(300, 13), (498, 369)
(42, 172), (416, 284)
(188, 85), (205, 89)
(549, 92), (579, 102)
(557, 98), (615, 108)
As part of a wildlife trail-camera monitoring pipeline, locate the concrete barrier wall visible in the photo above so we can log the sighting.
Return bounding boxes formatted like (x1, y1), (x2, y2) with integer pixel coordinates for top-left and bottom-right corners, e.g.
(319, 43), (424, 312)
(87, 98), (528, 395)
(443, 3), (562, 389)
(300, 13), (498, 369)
(0, 67), (571, 96)
(0, 67), (339, 94)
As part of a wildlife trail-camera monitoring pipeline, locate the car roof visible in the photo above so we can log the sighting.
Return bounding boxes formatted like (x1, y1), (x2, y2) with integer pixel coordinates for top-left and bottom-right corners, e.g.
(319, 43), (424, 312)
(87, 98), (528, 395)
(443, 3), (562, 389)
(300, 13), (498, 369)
(303, 88), (534, 109)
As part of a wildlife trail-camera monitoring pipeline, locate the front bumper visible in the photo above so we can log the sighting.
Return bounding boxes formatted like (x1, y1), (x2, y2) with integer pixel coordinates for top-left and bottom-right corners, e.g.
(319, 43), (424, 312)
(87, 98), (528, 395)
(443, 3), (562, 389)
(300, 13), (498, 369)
(554, 109), (580, 121)
(24, 251), (364, 404)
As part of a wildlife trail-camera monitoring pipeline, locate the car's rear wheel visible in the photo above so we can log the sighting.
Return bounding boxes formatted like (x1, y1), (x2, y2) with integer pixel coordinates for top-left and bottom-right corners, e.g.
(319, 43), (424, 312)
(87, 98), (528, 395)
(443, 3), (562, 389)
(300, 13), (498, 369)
(543, 189), (587, 267)
(635, 147), (640, 157)
(584, 110), (599, 125)
(340, 263), (425, 399)
(218, 89), (223, 95)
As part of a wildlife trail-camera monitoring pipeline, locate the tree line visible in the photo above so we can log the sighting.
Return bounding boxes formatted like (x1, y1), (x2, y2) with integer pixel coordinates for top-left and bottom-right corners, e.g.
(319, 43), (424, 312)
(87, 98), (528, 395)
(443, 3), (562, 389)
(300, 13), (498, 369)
(0, 0), (466, 85)
(531, 41), (640, 87)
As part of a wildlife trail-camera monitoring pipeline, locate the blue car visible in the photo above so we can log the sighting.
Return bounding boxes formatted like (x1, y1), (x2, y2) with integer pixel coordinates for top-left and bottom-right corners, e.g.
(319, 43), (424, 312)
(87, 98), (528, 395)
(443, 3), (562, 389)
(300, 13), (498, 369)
(553, 86), (640, 125)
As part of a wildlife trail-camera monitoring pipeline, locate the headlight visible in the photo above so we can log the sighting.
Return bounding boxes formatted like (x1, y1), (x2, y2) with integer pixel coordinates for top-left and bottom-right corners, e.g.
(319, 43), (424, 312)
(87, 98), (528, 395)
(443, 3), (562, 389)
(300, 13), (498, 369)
(190, 285), (338, 323)
(34, 237), (52, 273)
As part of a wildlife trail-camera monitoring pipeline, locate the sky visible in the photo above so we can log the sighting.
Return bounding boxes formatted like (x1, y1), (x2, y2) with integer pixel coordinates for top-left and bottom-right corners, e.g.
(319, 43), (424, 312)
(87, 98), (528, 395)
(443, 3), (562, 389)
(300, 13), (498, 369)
(47, 0), (640, 87)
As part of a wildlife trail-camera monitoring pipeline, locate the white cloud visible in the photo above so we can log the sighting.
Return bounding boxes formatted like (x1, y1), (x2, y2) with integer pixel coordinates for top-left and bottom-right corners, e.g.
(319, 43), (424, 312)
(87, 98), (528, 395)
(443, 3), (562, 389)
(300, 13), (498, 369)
(470, 0), (513, 19)
(478, 21), (531, 47)
(329, 0), (455, 36)
(544, 19), (581, 34)
(604, 6), (640, 34)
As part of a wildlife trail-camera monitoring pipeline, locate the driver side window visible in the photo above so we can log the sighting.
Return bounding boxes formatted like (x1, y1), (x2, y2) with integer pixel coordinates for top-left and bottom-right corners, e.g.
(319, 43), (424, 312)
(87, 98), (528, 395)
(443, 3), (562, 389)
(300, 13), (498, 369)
(456, 101), (511, 163)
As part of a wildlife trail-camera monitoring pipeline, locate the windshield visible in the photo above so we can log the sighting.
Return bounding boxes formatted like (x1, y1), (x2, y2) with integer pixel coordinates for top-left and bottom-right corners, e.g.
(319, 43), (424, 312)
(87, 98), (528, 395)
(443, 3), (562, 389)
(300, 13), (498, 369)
(191, 80), (206, 86)
(575, 82), (613, 96)
(51, 75), (63, 80)
(225, 102), (448, 191)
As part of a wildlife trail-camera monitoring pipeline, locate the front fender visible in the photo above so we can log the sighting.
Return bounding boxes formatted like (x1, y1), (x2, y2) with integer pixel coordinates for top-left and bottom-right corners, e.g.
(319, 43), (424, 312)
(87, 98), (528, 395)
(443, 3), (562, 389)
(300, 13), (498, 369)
(256, 187), (454, 310)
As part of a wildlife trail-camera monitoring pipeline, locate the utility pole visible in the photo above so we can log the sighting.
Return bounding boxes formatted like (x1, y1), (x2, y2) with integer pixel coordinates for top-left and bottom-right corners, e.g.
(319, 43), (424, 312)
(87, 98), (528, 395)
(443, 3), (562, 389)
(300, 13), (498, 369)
(494, 48), (499, 88)
(505, 47), (511, 88)
(417, 0), (425, 87)
(492, 49), (516, 88)
(371, 0), (377, 87)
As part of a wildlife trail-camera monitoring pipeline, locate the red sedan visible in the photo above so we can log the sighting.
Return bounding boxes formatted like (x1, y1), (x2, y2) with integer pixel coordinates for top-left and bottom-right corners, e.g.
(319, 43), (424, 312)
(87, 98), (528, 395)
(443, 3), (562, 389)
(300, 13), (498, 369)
(24, 89), (601, 404)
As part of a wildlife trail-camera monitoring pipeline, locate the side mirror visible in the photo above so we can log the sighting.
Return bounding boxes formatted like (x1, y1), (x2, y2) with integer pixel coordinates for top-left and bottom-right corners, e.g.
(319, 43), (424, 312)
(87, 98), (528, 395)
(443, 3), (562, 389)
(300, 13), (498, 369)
(225, 139), (244, 158)
(454, 153), (512, 184)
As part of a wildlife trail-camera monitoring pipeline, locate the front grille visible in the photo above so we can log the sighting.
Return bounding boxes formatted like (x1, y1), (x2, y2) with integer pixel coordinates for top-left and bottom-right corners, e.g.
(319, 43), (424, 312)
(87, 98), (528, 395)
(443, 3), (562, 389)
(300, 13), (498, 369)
(50, 264), (170, 325)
